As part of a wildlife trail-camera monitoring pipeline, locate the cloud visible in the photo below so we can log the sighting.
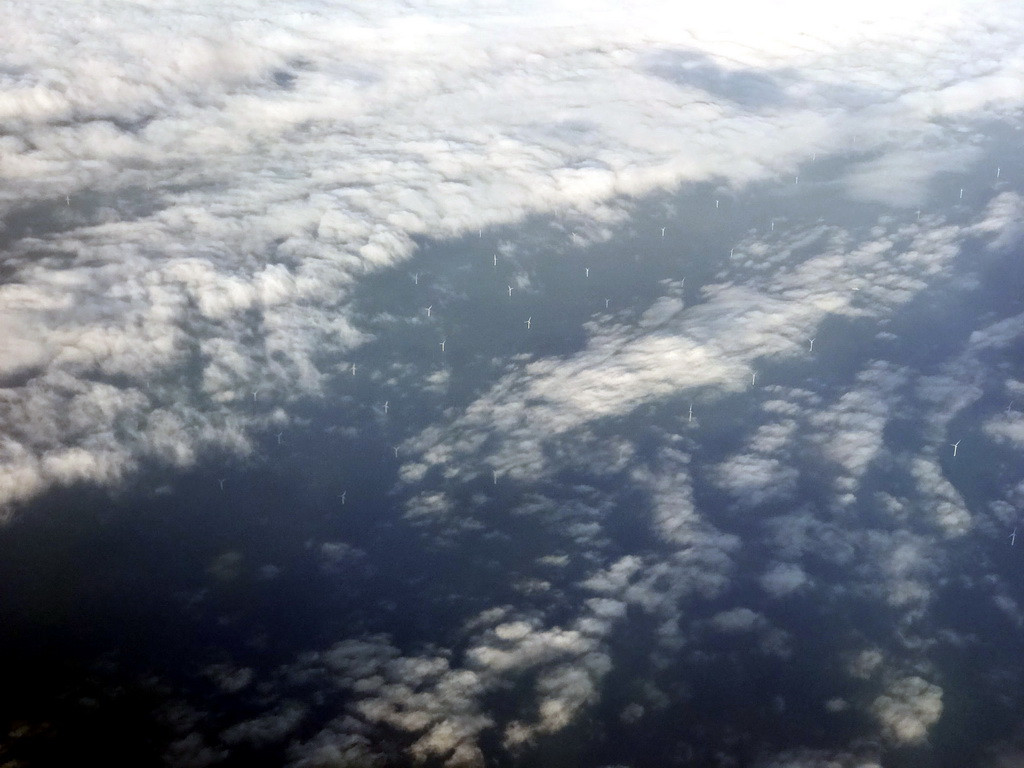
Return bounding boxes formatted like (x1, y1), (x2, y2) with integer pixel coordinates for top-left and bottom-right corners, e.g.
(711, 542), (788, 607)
(970, 192), (1024, 251)
(856, 531), (941, 618)
(808, 361), (906, 506)
(843, 144), (980, 206)
(908, 456), (971, 536)
(711, 607), (765, 633)
(318, 540), (368, 574)
(756, 748), (882, 768)
(164, 732), (228, 768)
(288, 719), (383, 768)
(207, 550), (245, 583)
(760, 562), (810, 597)
(321, 639), (493, 766)
(765, 509), (856, 565)
(714, 418), (800, 506)
(287, 589), (629, 766)
(221, 703), (306, 748)
(203, 664), (255, 694)
(986, 412), (1024, 449)
(848, 648), (885, 680)
(871, 676), (943, 745)
(466, 623), (595, 674)
(504, 652), (611, 747)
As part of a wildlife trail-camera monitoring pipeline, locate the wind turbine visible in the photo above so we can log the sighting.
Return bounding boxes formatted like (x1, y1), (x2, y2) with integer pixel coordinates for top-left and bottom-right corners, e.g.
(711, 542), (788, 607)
(340, 490), (347, 505)
(493, 254), (497, 267)
(950, 440), (961, 457)
(585, 267), (590, 278)
(252, 389), (259, 402)
(525, 317), (531, 330)
(661, 227), (666, 237)
(688, 403), (693, 423)
(351, 363), (357, 376)
(65, 194), (70, 206)
(393, 446), (399, 458)
(959, 187), (964, 199)
(276, 432), (283, 445)
(383, 401), (389, 415)
(426, 305), (432, 317)
(507, 285), (513, 298)
(413, 273), (419, 285)
(605, 298), (610, 308)
(219, 478), (226, 491)
(440, 339), (446, 352)
(492, 470), (498, 485)
(1012, 527), (1017, 546)
(808, 337), (816, 353)
(751, 371), (757, 386)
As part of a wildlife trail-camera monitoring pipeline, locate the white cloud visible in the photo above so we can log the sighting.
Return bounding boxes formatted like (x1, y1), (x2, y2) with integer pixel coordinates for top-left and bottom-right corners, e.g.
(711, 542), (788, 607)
(985, 410), (1024, 448)
(760, 562), (810, 597)
(714, 419), (800, 506)
(871, 676), (943, 745)
(808, 361), (906, 505)
(505, 653), (611, 746)
(848, 649), (885, 680)
(970, 192), (1024, 251)
(909, 456), (971, 536)
(287, 585), (632, 765)
(843, 144), (980, 207)
(857, 531), (940, 617)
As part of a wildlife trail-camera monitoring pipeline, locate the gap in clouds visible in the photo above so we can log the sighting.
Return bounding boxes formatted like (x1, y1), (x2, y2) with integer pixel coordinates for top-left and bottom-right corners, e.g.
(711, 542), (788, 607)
(926, 577), (1024, 765)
